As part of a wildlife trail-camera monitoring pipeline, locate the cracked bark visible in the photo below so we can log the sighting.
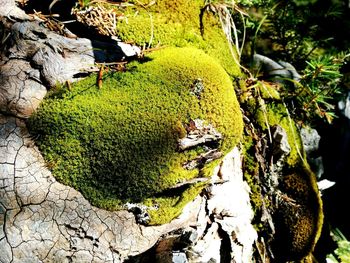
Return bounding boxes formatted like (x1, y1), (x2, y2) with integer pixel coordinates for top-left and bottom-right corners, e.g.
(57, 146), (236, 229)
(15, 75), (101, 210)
(1, 115), (257, 262)
(0, 115), (207, 262)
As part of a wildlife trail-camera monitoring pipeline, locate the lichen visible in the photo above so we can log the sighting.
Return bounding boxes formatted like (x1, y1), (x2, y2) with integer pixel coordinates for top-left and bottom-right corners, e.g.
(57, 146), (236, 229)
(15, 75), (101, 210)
(28, 47), (243, 224)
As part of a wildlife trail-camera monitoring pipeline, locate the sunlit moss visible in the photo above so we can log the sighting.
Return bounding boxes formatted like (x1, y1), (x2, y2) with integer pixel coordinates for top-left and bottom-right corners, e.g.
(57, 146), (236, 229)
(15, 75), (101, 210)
(116, 0), (241, 77)
(28, 47), (243, 224)
(255, 101), (303, 167)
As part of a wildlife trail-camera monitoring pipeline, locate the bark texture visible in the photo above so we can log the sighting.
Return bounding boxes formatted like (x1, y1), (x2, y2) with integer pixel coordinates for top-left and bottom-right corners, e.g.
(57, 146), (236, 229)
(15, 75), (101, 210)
(1, 0), (140, 118)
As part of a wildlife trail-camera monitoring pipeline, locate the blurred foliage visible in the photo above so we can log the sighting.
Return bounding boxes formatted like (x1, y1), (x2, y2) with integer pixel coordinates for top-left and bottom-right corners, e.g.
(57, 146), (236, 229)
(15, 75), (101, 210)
(243, 0), (350, 64)
(237, 0), (350, 124)
(282, 54), (347, 124)
(327, 229), (350, 263)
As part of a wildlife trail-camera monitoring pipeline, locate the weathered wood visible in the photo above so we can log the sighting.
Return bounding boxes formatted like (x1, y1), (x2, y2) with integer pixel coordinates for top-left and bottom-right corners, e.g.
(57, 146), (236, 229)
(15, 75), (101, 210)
(183, 149), (223, 170)
(178, 119), (223, 151)
(0, 0), (140, 118)
(0, 0), (30, 20)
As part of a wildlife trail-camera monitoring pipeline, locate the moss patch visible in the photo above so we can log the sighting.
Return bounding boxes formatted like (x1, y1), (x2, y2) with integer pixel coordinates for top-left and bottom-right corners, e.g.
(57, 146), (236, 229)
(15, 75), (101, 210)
(242, 134), (264, 214)
(143, 182), (206, 226)
(255, 101), (303, 167)
(28, 47), (243, 224)
(273, 168), (323, 261)
(116, 0), (240, 77)
(242, 88), (323, 260)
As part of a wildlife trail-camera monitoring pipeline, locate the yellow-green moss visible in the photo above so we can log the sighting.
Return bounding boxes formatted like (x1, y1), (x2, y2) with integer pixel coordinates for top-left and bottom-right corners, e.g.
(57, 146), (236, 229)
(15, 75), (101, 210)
(28, 47), (243, 224)
(242, 134), (264, 214)
(255, 101), (304, 167)
(144, 183), (206, 225)
(258, 82), (281, 100)
(116, 0), (241, 77)
(243, 94), (323, 260)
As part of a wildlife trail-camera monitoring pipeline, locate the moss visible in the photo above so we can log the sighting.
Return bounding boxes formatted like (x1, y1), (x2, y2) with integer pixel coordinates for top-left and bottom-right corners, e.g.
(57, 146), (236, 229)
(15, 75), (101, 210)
(242, 134), (264, 214)
(28, 47), (243, 224)
(144, 183), (205, 225)
(244, 94), (323, 260)
(273, 168), (323, 261)
(252, 99), (323, 261)
(116, 0), (241, 77)
(258, 81), (281, 100)
(255, 101), (304, 167)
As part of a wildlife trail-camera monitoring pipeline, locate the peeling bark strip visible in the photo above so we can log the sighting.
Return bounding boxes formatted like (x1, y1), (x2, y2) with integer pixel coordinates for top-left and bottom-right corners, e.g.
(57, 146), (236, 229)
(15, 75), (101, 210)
(183, 149), (223, 170)
(178, 119), (223, 151)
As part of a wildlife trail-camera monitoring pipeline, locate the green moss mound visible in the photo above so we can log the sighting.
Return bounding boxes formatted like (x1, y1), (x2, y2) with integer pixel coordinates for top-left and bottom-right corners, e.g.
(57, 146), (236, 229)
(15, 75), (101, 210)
(28, 47), (243, 222)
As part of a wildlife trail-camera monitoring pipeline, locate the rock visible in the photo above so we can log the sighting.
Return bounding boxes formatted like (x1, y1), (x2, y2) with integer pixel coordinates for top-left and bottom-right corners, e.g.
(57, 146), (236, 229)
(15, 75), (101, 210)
(172, 252), (188, 263)
(311, 156), (324, 179)
(338, 90), (350, 120)
(253, 54), (301, 82)
(300, 126), (324, 178)
(271, 125), (291, 163)
(300, 127), (321, 155)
